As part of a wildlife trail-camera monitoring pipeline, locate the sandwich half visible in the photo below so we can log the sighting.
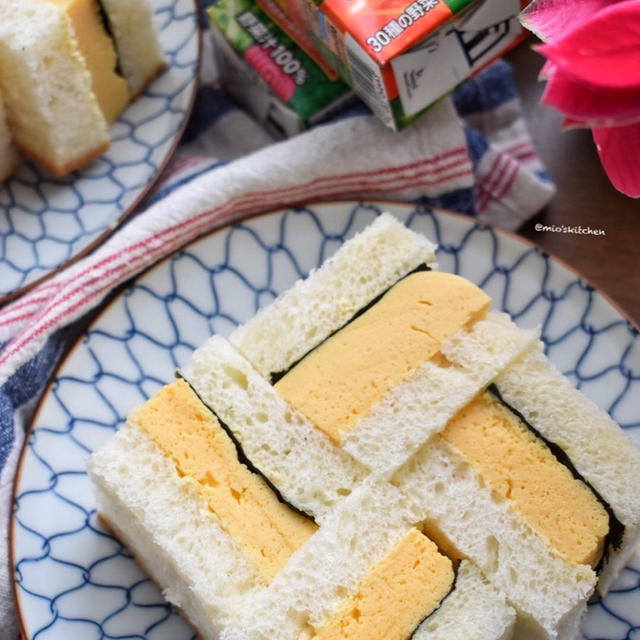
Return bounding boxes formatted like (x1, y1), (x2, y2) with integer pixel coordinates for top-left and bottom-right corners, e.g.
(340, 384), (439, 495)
(0, 0), (164, 175)
(88, 377), (516, 640)
(222, 213), (640, 637)
(89, 214), (640, 640)
(493, 343), (640, 595)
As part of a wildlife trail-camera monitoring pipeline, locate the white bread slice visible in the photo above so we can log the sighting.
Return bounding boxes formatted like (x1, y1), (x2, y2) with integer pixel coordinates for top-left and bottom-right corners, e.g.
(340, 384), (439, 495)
(494, 342), (640, 595)
(0, 94), (18, 184)
(181, 335), (367, 523)
(412, 560), (516, 640)
(100, 0), (166, 96)
(87, 421), (259, 637)
(341, 312), (539, 476)
(230, 213), (437, 379)
(0, 0), (110, 175)
(393, 438), (596, 640)
(220, 480), (420, 640)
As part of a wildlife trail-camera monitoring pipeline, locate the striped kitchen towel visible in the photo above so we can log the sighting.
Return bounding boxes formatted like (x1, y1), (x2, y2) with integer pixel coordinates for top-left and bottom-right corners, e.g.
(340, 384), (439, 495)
(0, 54), (553, 638)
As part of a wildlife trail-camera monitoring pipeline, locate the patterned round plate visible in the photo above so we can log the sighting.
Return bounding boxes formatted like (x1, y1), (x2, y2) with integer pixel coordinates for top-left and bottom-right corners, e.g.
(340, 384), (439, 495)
(11, 202), (640, 639)
(0, 0), (200, 303)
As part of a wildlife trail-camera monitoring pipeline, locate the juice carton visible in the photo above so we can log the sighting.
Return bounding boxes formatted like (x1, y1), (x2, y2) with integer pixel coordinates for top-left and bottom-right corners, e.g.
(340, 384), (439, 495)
(208, 0), (355, 137)
(256, 0), (527, 129)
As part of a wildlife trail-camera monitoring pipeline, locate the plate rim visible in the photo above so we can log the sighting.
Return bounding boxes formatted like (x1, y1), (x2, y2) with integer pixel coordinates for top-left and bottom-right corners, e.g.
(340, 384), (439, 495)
(8, 199), (640, 638)
(0, 0), (203, 307)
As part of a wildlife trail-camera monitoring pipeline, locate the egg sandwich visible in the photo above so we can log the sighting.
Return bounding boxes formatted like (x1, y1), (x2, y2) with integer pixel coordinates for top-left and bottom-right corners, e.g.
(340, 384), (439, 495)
(0, 0), (164, 178)
(88, 214), (640, 640)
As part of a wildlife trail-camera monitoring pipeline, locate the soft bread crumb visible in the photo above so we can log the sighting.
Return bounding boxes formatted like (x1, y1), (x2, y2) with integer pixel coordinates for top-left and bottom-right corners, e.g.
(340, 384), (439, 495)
(230, 213), (437, 378)
(99, 0), (165, 95)
(412, 560), (516, 640)
(182, 335), (368, 523)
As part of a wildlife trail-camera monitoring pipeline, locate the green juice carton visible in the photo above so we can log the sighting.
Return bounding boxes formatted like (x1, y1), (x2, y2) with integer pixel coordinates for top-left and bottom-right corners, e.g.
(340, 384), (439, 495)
(208, 0), (355, 138)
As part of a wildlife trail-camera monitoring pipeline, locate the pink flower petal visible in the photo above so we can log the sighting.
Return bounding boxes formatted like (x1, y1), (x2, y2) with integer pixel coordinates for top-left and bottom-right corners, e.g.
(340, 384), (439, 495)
(541, 64), (640, 124)
(537, 0), (640, 89)
(561, 116), (591, 130)
(562, 115), (640, 130)
(521, 0), (613, 42)
(592, 123), (640, 197)
(538, 59), (556, 81)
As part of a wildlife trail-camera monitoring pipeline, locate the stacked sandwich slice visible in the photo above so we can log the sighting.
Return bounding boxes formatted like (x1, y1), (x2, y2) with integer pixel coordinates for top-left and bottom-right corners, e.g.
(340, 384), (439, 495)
(89, 377), (517, 640)
(0, 0), (164, 180)
(88, 214), (640, 640)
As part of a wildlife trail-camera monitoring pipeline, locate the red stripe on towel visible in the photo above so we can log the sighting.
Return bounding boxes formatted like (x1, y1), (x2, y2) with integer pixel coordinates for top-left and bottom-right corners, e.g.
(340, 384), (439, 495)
(0, 156), (473, 367)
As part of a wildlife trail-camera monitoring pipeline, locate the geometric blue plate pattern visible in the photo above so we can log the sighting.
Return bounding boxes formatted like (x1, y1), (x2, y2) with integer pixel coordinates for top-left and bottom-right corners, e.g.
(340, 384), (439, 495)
(0, 0), (199, 302)
(11, 202), (640, 639)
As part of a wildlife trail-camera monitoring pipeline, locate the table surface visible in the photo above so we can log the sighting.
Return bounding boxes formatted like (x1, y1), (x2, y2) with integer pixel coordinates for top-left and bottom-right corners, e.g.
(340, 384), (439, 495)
(506, 43), (640, 327)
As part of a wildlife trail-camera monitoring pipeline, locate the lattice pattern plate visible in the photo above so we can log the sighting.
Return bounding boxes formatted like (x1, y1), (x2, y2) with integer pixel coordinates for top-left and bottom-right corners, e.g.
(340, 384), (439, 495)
(0, 0), (200, 302)
(11, 202), (640, 639)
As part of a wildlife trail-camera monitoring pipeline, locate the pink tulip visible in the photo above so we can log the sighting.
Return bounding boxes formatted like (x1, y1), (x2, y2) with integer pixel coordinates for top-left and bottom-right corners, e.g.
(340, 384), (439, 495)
(521, 0), (640, 197)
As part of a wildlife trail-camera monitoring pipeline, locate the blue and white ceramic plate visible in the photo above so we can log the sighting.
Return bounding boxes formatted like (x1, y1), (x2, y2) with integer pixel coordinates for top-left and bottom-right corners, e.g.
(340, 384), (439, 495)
(0, 0), (200, 303)
(11, 202), (640, 639)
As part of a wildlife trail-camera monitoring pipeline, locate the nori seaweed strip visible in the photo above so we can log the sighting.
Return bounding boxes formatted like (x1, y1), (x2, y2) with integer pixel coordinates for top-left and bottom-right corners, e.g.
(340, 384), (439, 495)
(269, 262), (432, 384)
(176, 372), (317, 524)
(408, 563), (460, 639)
(488, 384), (625, 573)
(95, 0), (125, 77)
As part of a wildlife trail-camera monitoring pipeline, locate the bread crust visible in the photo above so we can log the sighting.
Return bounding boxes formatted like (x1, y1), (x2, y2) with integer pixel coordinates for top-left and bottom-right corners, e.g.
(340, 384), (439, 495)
(0, 153), (19, 184)
(13, 137), (110, 176)
(6, 55), (166, 177)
